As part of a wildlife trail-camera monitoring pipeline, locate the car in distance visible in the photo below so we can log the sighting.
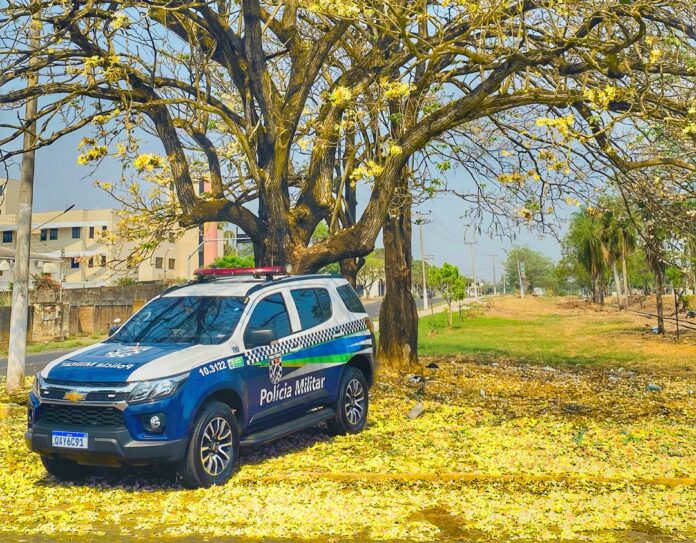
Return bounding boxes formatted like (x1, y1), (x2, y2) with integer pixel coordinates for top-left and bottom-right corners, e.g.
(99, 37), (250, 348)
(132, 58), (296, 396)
(26, 267), (375, 488)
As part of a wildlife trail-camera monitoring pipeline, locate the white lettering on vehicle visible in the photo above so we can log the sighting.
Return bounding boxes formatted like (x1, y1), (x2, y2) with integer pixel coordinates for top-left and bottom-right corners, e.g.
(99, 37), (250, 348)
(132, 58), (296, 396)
(259, 376), (326, 406)
(60, 361), (135, 370)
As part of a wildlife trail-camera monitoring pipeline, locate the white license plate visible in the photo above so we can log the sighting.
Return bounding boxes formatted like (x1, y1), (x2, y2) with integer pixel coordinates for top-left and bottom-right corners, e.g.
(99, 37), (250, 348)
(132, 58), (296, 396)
(51, 431), (88, 449)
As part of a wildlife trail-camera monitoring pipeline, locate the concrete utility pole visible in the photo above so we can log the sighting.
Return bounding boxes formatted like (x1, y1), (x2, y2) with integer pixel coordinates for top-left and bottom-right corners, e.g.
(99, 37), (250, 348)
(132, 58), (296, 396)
(7, 17), (39, 391)
(489, 254), (497, 295)
(467, 242), (478, 299)
(515, 251), (525, 299)
(415, 213), (430, 311)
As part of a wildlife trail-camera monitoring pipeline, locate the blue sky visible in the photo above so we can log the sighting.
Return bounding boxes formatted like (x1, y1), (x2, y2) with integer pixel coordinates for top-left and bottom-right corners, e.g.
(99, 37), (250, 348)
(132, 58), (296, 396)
(2, 120), (564, 282)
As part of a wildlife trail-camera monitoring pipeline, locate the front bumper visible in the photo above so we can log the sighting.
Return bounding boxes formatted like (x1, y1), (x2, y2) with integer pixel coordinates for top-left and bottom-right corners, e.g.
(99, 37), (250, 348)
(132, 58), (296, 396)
(26, 423), (186, 466)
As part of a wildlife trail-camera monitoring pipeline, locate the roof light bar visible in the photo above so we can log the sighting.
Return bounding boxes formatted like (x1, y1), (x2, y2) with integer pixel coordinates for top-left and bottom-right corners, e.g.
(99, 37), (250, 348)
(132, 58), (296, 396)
(194, 266), (287, 278)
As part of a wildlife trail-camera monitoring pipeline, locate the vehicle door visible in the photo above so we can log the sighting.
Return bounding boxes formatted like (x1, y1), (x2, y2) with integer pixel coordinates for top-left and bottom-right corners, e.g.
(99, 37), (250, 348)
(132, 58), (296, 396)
(242, 292), (295, 426)
(281, 287), (335, 409)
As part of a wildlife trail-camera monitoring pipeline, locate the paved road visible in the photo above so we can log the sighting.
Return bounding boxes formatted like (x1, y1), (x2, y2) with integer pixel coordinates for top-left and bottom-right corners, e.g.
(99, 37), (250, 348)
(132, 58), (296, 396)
(0, 349), (74, 377)
(363, 296), (441, 317)
(0, 296), (445, 377)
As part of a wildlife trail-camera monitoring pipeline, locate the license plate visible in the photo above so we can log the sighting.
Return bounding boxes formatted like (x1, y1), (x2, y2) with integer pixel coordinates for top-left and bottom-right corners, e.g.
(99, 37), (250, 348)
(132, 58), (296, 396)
(51, 431), (88, 449)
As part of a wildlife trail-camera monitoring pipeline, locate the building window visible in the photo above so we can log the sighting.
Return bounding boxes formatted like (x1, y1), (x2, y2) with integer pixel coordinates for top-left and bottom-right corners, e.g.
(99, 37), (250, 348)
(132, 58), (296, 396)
(2, 231), (12, 243)
(72, 226), (81, 239)
(70, 258), (80, 269)
(0, 270), (3, 277)
(88, 257), (94, 268)
(100, 255), (106, 266)
(49, 228), (58, 240)
(89, 226), (95, 239)
(168, 258), (176, 270)
(155, 257), (163, 269)
(40, 229), (47, 241)
(101, 225), (107, 232)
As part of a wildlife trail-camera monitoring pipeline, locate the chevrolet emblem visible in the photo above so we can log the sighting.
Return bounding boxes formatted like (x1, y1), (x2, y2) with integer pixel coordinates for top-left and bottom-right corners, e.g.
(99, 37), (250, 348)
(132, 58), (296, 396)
(63, 390), (86, 402)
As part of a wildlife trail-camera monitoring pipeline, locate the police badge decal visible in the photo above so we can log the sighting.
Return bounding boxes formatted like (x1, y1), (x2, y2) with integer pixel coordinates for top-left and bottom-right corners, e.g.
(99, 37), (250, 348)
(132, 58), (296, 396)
(268, 355), (283, 385)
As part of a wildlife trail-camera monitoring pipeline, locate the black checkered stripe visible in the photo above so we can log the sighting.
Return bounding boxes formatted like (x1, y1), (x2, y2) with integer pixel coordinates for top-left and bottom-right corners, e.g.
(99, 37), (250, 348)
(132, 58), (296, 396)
(245, 318), (370, 366)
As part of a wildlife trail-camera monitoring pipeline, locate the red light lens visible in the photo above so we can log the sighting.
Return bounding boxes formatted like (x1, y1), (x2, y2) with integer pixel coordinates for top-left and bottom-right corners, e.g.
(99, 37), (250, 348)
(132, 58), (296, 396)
(194, 266), (286, 277)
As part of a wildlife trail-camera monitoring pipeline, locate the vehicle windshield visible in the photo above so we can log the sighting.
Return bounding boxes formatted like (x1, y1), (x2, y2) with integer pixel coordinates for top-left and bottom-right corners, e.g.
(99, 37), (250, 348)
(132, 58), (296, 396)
(111, 296), (246, 345)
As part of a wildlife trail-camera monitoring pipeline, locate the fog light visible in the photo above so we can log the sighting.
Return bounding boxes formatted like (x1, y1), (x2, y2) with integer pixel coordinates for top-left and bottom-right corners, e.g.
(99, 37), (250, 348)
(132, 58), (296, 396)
(143, 413), (166, 433)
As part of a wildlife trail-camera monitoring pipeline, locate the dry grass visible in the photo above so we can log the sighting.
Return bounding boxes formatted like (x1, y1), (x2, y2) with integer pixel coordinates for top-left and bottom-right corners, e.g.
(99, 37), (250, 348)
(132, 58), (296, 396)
(421, 296), (696, 375)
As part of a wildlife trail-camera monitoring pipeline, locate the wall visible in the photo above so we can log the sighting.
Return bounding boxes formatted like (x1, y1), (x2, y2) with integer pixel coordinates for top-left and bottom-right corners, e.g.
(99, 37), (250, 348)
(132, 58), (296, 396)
(0, 282), (167, 348)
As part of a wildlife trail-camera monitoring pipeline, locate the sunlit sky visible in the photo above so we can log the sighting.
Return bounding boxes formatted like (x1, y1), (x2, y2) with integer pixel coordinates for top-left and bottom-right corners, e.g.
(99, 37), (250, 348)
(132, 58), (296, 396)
(1, 118), (565, 282)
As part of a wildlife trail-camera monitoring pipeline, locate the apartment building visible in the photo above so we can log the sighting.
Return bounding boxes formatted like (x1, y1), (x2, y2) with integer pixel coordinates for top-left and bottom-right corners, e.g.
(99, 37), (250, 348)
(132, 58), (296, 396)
(0, 179), (223, 289)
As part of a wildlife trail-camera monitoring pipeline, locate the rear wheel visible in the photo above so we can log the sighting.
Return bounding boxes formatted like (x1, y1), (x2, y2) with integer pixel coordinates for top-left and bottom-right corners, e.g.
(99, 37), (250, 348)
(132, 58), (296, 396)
(41, 456), (92, 481)
(178, 401), (239, 488)
(328, 367), (369, 435)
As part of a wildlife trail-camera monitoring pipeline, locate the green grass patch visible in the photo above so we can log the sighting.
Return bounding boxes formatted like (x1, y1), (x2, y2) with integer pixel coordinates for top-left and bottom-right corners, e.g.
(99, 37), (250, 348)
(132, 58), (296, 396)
(0, 334), (105, 357)
(418, 308), (650, 366)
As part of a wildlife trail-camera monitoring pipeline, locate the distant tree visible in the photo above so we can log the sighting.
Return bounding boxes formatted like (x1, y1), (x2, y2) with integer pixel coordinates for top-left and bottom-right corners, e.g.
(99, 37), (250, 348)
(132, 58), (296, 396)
(212, 255), (255, 269)
(428, 263), (463, 328)
(357, 249), (384, 298)
(504, 248), (557, 295)
(566, 211), (609, 304)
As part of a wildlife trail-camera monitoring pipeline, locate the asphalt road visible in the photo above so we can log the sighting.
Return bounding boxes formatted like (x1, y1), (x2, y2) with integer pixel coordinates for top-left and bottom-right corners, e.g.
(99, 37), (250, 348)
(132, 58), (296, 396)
(0, 296), (442, 376)
(0, 349), (74, 377)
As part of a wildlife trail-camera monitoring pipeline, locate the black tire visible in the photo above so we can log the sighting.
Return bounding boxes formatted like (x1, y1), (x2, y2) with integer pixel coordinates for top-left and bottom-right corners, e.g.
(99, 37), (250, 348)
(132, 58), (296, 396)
(41, 456), (91, 481)
(328, 366), (369, 435)
(178, 401), (239, 488)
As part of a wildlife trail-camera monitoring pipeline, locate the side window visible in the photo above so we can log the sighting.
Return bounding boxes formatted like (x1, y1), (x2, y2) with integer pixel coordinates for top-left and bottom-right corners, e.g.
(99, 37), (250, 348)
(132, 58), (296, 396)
(244, 293), (291, 347)
(291, 288), (332, 330)
(337, 284), (366, 313)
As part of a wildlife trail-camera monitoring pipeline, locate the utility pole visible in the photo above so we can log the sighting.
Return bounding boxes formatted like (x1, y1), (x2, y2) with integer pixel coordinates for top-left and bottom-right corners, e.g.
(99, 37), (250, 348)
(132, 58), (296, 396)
(489, 254), (497, 295)
(467, 242), (478, 299)
(7, 16), (39, 391)
(515, 250), (525, 299)
(415, 213), (430, 310)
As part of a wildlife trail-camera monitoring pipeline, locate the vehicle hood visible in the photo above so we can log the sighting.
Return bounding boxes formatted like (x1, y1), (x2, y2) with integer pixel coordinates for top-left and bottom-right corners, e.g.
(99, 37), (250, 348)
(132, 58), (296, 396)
(42, 342), (200, 383)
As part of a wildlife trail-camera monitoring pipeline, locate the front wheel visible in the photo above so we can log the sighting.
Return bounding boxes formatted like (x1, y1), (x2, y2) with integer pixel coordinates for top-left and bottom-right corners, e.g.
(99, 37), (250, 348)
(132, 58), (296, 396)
(178, 401), (240, 488)
(328, 367), (369, 435)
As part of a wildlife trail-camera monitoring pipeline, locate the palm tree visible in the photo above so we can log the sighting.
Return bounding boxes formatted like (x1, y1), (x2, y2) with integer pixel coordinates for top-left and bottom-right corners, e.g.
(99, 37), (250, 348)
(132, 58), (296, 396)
(569, 210), (608, 304)
(600, 210), (625, 309)
(600, 204), (638, 310)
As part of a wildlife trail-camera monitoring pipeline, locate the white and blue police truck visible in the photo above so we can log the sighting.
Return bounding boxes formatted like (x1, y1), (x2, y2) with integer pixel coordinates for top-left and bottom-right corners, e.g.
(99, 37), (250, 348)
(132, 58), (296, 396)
(26, 267), (375, 487)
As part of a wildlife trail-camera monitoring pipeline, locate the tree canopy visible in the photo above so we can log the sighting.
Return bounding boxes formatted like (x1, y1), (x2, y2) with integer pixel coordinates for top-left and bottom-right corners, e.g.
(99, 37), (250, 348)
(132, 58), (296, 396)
(1, 0), (695, 273)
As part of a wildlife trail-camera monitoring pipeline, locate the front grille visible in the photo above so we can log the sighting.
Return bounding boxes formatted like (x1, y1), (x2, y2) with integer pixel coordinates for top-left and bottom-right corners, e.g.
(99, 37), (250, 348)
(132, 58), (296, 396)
(40, 389), (128, 402)
(37, 405), (125, 428)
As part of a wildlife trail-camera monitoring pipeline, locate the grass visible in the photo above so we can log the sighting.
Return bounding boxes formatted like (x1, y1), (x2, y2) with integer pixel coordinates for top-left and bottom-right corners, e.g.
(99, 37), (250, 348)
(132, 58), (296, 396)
(419, 296), (696, 371)
(0, 333), (106, 357)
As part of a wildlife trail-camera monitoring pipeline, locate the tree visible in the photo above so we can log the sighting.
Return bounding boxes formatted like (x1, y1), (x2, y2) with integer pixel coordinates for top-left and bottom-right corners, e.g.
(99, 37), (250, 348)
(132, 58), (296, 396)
(566, 211), (609, 304)
(504, 248), (557, 295)
(357, 249), (384, 298)
(428, 263), (462, 328)
(2, 0), (696, 372)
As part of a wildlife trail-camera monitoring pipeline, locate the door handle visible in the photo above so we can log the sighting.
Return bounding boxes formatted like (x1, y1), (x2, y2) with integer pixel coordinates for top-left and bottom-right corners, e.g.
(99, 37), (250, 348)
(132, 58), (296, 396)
(288, 345), (302, 353)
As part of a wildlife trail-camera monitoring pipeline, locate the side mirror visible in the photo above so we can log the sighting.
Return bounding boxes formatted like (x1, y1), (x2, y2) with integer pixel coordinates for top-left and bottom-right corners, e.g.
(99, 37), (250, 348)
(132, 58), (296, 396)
(109, 318), (122, 337)
(248, 329), (274, 348)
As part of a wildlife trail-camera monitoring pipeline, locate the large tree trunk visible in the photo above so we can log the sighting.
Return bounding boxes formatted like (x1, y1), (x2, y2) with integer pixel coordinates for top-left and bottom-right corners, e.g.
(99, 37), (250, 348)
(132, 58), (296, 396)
(378, 205), (419, 372)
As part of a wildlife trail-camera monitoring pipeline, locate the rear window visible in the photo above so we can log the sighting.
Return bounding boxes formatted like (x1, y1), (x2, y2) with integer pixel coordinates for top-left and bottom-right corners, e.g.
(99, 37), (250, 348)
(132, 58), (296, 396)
(291, 288), (332, 330)
(336, 284), (366, 313)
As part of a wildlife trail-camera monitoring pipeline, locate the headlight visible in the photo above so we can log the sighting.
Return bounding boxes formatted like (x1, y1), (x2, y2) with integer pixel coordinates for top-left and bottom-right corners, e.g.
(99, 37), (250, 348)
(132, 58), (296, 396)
(127, 374), (187, 404)
(31, 373), (42, 396)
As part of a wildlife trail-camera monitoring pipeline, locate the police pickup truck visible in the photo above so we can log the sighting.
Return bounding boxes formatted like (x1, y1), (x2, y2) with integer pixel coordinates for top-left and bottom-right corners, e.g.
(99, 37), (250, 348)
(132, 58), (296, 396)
(26, 267), (375, 488)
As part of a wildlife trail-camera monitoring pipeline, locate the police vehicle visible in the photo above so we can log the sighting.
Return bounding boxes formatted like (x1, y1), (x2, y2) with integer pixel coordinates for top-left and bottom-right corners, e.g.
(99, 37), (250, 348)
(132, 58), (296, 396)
(26, 267), (375, 488)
